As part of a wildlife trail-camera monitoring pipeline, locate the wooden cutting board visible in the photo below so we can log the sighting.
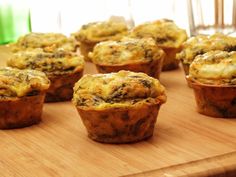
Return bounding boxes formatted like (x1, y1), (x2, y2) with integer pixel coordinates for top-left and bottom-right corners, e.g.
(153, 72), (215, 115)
(0, 46), (236, 177)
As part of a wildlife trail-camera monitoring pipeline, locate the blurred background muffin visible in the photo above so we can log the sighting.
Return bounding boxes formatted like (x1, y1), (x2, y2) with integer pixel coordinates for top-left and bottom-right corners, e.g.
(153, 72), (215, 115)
(187, 50), (236, 118)
(72, 70), (166, 143)
(11, 32), (77, 53)
(72, 19), (129, 61)
(7, 48), (84, 102)
(129, 19), (187, 71)
(0, 67), (50, 129)
(89, 37), (165, 79)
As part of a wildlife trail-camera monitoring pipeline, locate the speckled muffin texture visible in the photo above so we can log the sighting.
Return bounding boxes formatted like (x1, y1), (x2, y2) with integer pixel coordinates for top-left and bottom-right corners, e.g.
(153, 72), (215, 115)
(73, 20), (128, 61)
(73, 70), (166, 143)
(0, 67), (50, 129)
(89, 37), (165, 79)
(7, 48), (84, 102)
(177, 33), (236, 75)
(187, 51), (236, 118)
(11, 32), (77, 53)
(130, 19), (187, 71)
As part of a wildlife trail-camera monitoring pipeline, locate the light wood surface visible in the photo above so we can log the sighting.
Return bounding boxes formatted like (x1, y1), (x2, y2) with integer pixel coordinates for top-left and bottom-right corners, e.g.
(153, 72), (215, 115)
(0, 45), (236, 177)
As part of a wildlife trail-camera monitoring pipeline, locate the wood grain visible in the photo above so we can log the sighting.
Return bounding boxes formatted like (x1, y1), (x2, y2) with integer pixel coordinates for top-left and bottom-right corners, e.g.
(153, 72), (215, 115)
(0, 45), (236, 177)
(124, 152), (236, 177)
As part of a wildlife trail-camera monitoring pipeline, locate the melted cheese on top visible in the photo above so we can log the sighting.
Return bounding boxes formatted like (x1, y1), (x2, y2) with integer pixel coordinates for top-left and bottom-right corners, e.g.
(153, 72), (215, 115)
(7, 48), (84, 74)
(129, 19), (187, 48)
(73, 20), (128, 43)
(89, 37), (165, 65)
(177, 33), (236, 64)
(73, 70), (166, 110)
(189, 51), (236, 85)
(12, 32), (77, 52)
(0, 67), (50, 98)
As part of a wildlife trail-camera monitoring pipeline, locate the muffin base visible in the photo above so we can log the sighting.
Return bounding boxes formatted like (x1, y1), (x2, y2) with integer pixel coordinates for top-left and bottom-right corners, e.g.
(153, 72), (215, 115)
(0, 93), (45, 129)
(162, 48), (180, 71)
(95, 57), (164, 79)
(80, 42), (96, 62)
(46, 70), (83, 102)
(76, 104), (161, 143)
(189, 80), (236, 118)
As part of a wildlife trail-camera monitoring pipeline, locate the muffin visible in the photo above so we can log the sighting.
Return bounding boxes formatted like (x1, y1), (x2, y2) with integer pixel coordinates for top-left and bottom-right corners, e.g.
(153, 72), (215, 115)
(89, 37), (165, 79)
(177, 33), (236, 76)
(7, 48), (84, 102)
(73, 19), (128, 61)
(187, 50), (236, 118)
(129, 19), (187, 71)
(0, 67), (50, 129)
(11, 32), (77, 53)
(72, 70), (166, 143)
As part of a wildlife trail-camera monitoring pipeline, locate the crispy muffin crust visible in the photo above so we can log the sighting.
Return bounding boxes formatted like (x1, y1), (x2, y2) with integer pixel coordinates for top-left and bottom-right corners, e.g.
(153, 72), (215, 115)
(90, 37), (164, 65)
(177, 33), (236, 65)
(130, 19), (187, 49)
(8, 48), (84, 74)
(73, 20), (128, 43)
(188, 51), (236, 85)
(73, 70), (166, 110)
(11, 32), (77, 53)
(0, 67), (49, 98)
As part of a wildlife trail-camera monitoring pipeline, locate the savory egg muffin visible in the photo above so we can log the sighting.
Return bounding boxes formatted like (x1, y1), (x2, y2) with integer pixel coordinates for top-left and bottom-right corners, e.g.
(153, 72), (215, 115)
(187, 51), (236, 118)
(89, 37), (165, 79)
(11, 32), (77, 53)
(177, 33), (236, 75)
(73, 70), (166, 143)
(0, 67), (50, 129)
(130, 19), (187, 71)
(73, 19), (128, 61)
(7, 48), (84, 102)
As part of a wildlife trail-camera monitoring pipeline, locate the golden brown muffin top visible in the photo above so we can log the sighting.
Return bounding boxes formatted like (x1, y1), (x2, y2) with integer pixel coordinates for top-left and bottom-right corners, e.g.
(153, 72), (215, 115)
(129, 19), (187, 48)
(188, 51), (236, 85)
(177, 33), (236, 64)
(0, 67), (50, 98)
(89, 37), (165, 65)
(73, 70), (166, 110)
(7, 48), (84, 75)
(11, 32), (77, 53)
(73, 20), (128, 43)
